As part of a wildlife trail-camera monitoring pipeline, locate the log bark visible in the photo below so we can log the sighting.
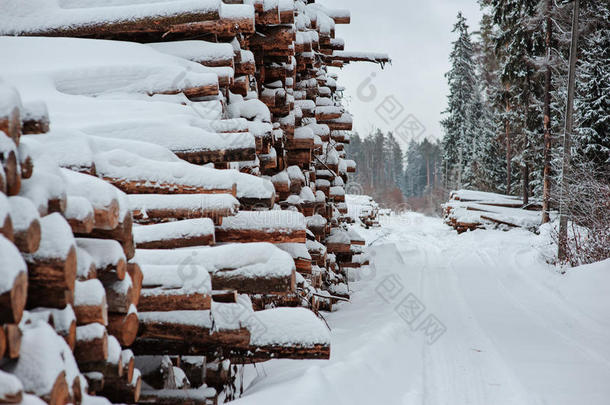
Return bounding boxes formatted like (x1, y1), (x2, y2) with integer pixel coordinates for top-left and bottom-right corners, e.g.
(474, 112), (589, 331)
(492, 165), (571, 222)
(249, 26), (296, 51)
(325, 243), (351, 254)
(212, 290), (238, 304)
(167, 16), (255, 37)
(135, 234), (215, 250)
(24, 11), (220, 38)
(138, 289), (212, 312)
(74, 327), (108, 363)
(99, 369), (141, 404)
(131, 206), (235, 226)
(230, 75), (250, 97)
(157, 84), (219, 99)
(74, 295), (108, 326)
(179, 356), (205, 388)
(138, 390), (216, 405)
(21, 116), (50, 135)
(83, 211), (134, 261)
(83, 372), (103, 395)
(227, 343), (330, 363)
(214, 229), (306, 244)
(0, 271), (27, 324)
(212, 269), (295, 294)
(103, 275), (134, 314)
(250, 293), (302, 311)
(79, 359), (122, 381)
(174, 146), (256, 166)
(77, 238), (126, 283)
(101, 177), (233, 197)
(25, 246), (77, 309)
(0, 327), (5, 359)
(279, 9), (295, 24)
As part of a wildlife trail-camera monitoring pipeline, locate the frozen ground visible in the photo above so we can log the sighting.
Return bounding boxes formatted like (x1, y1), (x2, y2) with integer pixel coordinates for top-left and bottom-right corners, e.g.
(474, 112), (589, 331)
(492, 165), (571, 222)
(234, 212), (610, 405)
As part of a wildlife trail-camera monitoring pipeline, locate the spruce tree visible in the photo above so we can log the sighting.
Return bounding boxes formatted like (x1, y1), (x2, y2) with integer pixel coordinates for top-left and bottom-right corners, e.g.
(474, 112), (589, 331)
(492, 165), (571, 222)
(487, 0), (546, 200)
(441, 12), (479, 190)
(574, 1), (610, 171)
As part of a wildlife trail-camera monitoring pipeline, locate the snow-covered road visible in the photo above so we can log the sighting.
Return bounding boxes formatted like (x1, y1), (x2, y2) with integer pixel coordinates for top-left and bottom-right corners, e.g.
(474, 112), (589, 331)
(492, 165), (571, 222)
(234, 213), (610, 405)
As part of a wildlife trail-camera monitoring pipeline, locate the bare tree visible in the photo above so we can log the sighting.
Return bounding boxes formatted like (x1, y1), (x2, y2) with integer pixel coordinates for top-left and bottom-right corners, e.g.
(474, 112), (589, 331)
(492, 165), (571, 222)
(553, 162), (610, 266)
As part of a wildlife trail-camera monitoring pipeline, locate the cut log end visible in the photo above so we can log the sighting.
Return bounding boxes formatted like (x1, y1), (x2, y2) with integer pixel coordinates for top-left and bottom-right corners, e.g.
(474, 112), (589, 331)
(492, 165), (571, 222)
(0, 271), (28, 325)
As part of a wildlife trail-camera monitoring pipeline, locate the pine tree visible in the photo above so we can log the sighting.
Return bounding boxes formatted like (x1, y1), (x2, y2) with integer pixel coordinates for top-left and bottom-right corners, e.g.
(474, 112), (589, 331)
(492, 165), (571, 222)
(574, 0), (610, 171)
(487, 0), (546, 201)
(471, 10), (507, 192)
(441, 12), (479, 189)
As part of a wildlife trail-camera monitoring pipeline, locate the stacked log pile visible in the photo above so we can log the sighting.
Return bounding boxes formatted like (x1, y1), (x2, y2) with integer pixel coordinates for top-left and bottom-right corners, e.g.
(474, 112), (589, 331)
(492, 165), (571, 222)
(0, 84), (141, 405)
(345, 194), (380, 228)
(443, 190), (548, 233)
(1, 0), (389, 402)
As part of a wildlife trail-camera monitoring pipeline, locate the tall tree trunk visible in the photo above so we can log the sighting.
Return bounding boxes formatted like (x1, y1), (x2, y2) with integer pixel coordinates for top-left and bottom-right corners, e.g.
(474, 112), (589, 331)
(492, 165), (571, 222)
(542, 0), (553, 223)
(558, 0), (580, 261)
(522, 164), (529, 205)
(505, 99), (512, 195)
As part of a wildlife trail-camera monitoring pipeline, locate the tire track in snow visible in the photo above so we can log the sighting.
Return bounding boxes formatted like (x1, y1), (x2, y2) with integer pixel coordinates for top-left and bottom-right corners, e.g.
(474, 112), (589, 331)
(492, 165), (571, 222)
(393, 220), (535, 405)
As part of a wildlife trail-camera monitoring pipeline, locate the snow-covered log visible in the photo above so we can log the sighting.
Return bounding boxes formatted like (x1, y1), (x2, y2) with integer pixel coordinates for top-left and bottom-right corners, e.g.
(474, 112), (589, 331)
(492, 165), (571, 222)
(0, 135), (20, 197)
(133, 219), (215, 249)
(64, 196), (94, 235)
(128, 194), (239, 226)
(23, 214), (77, 309)
(134, 243), (296, 294)
(62, 170), (123, 231)
(4, 322), (73, 405)
(103, 274), (134, 314)
(74, 280), (108, 326)
(0, 370), (23, 404)
(99, 368), (141, 404)
(107, 305), (138, 347)
(94, 150), (237, 196)
(0, 236), (27, 324)
(214, 210), (306, 244)
(7, 196), (40, 253)
(74, 324), (108, 364)
(75, 238), (126, 282)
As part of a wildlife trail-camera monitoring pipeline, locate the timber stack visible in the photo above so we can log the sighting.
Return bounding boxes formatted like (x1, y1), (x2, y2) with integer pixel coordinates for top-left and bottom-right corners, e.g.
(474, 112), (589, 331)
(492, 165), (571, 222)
(0, 0), (389, 403)
(443, 190), (548, 233)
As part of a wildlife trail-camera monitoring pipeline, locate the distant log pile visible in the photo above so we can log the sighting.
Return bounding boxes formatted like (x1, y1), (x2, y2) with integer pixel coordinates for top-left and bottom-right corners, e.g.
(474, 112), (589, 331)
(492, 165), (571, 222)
(0, 0), (389, 402)
(345, 194), (381, 228)
(442, 190), (548, 233)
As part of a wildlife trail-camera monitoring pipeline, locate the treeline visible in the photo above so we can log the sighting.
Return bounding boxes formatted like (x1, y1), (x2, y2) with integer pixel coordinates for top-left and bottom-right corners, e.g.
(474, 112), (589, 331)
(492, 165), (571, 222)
(347, 0), (608, 233)
(346, 131), (443, 210)
(442, 1), (609, 215)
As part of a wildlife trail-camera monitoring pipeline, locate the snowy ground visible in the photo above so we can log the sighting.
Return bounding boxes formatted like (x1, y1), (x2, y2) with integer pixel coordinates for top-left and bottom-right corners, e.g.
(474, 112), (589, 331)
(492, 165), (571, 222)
(234, 213), (610, 405)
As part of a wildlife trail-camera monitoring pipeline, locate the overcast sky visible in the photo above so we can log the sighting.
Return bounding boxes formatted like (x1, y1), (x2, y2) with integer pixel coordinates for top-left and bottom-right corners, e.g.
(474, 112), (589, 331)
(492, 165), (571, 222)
(324, 0), (482, 148)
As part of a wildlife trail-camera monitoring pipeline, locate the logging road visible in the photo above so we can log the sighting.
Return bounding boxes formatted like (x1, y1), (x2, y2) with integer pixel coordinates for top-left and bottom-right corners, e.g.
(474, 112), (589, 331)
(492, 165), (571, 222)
(235, 213), (610, 405)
